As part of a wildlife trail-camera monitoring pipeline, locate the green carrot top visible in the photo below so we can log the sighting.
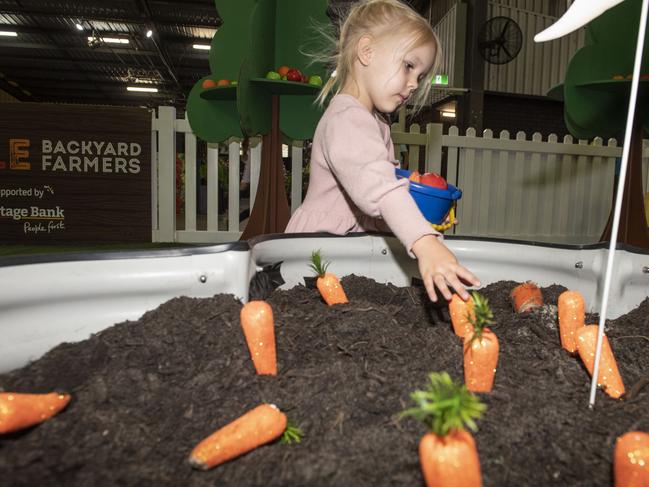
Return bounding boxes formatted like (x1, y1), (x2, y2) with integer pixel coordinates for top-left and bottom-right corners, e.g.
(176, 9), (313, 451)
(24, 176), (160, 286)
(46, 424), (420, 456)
(468, 291), (494, 340)
(400, 372), (486, 437)
(309, 250), (329, 277)
(280, 420), (303, 444)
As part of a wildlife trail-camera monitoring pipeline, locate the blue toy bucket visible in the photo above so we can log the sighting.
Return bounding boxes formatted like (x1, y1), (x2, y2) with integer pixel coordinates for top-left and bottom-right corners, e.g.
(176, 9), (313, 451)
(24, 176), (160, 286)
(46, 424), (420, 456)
(395, 168), (462, 224)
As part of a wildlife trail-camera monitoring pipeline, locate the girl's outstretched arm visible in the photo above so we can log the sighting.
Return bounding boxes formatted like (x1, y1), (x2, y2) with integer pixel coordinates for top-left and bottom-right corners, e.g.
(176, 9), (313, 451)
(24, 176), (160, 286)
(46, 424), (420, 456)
(411, 235), (480, 302)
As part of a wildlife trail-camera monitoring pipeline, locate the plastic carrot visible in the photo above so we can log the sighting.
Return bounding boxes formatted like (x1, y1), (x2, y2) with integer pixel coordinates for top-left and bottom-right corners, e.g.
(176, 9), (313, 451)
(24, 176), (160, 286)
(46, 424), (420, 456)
(0, 392), (71, 434)
(400, 372), (485, 487)
(309, 250), (348, 306)
(240, 300), (277, 375)
(510, 281), (543, 313)
(463, 292), (499, 393)
(558, 290), (585, 353)
(576, 325), (625, 399)
(614, 431), (649, 486)
(188, 403), (288, 470)
(449, 293), (475, 338)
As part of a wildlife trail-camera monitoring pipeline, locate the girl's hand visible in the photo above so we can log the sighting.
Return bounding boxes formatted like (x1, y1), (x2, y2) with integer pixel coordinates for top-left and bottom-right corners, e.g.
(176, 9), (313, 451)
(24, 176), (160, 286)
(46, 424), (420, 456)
(411, 235), (480, 302)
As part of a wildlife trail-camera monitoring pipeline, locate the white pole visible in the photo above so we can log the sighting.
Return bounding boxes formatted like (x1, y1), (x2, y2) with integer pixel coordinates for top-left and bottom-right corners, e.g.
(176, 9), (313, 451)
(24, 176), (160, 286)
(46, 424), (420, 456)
(589, 0), (649, 408)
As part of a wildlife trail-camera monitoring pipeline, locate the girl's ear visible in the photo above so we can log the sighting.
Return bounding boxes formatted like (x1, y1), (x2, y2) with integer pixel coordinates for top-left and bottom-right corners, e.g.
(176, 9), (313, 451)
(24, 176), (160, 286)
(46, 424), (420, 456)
(357, 35), (373, 66)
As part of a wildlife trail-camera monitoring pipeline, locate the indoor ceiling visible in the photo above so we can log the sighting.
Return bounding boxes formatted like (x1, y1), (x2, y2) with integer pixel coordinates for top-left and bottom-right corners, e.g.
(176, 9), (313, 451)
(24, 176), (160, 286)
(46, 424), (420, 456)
(0, 0), (432, 112)
(0, 0), (220, 111)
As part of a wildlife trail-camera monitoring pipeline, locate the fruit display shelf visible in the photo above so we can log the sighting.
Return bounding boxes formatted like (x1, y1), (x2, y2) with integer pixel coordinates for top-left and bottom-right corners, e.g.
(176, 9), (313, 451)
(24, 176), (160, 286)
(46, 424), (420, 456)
(199, 85), (237, 101)
(250, 78), (321, 96)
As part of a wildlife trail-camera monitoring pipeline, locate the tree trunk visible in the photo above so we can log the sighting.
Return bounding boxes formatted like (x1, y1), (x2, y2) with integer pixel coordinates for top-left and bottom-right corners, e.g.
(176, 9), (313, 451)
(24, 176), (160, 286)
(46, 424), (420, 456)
(240, 95), (290, 240)
(599, 122), (649, 248)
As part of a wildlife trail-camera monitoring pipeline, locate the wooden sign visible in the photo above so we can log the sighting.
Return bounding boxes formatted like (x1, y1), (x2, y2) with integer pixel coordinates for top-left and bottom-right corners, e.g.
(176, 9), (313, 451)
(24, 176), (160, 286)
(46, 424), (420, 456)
(0, 103), (151, 243)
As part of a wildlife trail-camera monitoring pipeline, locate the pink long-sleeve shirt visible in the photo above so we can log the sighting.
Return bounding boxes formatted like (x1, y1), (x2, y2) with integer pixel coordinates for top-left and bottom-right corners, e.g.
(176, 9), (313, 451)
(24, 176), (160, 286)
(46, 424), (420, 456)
(285, 94), (438, 255)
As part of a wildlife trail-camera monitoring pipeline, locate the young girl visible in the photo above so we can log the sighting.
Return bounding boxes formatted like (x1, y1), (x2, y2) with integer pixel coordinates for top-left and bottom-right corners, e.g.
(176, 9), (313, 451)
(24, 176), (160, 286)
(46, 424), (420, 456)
(285, 0), (480, 302)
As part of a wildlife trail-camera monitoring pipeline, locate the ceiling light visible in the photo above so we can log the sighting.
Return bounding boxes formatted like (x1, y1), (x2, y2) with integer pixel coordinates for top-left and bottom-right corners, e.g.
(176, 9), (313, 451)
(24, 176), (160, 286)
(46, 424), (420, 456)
(127, 86), (158, 93)
(441, 111), (456, 118)
(88, 36), (129, 44)
(0, 31), (18, 37)
(192, 44), (210, 50)
(146, 29), (153, 38)
(75, 23), (84, 31)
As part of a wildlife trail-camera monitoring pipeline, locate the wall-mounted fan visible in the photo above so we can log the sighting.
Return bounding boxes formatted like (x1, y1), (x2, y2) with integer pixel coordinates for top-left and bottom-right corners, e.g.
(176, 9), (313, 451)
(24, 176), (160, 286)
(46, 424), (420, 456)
(478, 16), (523, 65)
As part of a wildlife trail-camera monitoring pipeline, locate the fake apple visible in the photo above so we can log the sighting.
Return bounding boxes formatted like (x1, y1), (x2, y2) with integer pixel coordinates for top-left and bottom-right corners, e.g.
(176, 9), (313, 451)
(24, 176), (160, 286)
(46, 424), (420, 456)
(202, 79), (216, 89)
(419, 172), (448, 189)
(308, 75), (323, 86)
(286, 68), (303, 82)
(266, 71), (281, 80)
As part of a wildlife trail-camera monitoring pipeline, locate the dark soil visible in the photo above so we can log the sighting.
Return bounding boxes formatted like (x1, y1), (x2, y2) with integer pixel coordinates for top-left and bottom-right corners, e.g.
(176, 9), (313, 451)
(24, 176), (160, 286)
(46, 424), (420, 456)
(1, 276), (648, 487)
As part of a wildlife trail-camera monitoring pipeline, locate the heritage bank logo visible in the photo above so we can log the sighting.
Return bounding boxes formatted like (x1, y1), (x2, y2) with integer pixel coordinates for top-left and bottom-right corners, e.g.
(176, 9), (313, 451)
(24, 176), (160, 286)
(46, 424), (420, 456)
(0, 138), (143, 174)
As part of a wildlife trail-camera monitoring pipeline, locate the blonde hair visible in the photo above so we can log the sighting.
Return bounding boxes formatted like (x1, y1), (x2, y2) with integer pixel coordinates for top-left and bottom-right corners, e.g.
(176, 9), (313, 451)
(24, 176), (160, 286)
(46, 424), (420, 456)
(314, 0), (441, 111)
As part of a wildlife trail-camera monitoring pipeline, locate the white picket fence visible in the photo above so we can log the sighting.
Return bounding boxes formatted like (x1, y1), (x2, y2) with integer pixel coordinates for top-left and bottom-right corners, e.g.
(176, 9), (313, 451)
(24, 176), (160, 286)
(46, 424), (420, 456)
(152, 106), (649, 245)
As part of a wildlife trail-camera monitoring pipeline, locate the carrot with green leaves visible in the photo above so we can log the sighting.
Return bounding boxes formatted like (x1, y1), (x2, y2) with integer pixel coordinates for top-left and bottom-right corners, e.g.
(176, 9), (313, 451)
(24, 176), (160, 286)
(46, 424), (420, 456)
(510, 282), (543, 313)
(309, 250), (348, 306)
(188, 403), (300, 470)
(449, 293), (475, 338)
(614, 431), (649, 486)
(558, 290), (585, 353)
(400, 372), (485, 487)
(0, 392), (71, 434)
(575, 325), (625, 399)
(463, 292), (499, 393)
(240, 300), (277, 375)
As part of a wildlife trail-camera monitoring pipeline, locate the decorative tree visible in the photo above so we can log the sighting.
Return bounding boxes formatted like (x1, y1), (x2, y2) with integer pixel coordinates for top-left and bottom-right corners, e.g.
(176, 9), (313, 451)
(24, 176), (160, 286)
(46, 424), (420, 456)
(187, 0), (330, 239)
(557, 0), (649, 247)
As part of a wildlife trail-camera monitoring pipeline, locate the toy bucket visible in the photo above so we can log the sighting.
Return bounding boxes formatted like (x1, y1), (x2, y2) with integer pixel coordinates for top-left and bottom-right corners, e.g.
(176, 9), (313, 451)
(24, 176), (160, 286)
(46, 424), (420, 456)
(395, 168), (462, 224)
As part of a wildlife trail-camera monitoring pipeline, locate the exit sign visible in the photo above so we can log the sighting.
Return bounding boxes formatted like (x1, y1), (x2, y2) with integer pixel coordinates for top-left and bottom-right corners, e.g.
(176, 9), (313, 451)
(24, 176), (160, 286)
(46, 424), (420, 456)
(432, 74), (449, 85)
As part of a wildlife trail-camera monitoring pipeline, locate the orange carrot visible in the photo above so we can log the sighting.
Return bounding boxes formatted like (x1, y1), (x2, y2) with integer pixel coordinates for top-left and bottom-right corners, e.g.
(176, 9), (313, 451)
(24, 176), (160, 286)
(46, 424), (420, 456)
(0, 392), (71, 434)
(309, 250), (348, 306)
(400, 372), (485, 487)
(614, 431), (649, 487)
(576, 325), (625, 399)
(188, 403), (287, 470)
(240, 300), (277, 375)
(510, 281), (543, 313)
(420, 429), (483, 487)
(449, 293), (475, 338)
(463, 292), (499, 393)
(558, 290), (585, 353)
(409, 171), (421, 183)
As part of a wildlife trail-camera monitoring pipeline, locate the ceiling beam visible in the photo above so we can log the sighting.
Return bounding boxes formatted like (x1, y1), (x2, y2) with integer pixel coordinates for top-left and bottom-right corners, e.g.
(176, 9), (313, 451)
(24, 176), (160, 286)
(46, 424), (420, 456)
(9, 24), (216, 42)
(0, 8), (220, 29)
(0, 39), (210, 59)
(0, 77), (34, 101)
(15, 79), (177, 91)
(7, 69), (202, 85)
(0, 55), (208, 73)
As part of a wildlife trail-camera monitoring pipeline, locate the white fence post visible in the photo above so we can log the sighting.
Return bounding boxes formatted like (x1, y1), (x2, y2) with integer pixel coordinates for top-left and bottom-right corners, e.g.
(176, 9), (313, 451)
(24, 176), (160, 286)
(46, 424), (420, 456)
(207, 143), (219, 231)
(425, 123), (443, 174)
(182, 114), (197, 232)
(156, 106), (176, 242)
(150, 109), (158, 240)
(291, 144), (303, 214)
(228, 140), (241, 233)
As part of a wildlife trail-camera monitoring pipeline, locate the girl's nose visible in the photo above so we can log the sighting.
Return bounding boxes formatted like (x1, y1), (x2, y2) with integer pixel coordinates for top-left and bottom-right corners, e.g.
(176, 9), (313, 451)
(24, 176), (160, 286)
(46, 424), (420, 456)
(407, 79), (417, 91)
